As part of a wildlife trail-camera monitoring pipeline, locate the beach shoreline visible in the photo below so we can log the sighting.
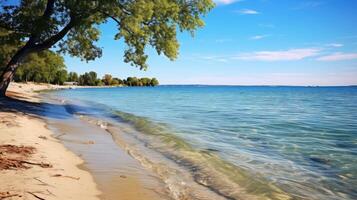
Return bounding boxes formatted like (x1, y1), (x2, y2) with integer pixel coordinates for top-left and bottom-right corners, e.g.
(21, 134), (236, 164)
(3, 82), (248, 200)
(2, 82), (353, 200)
(32, 83), (293, 200)
(0, 82), (173, 200)
(0, 82), (102, 200)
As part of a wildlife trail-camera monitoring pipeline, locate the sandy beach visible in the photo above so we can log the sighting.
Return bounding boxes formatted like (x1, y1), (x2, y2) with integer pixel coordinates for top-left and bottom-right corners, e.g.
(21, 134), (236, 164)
(0, 82), (290, 200)
(0, 82), (101, 199)
(0, 82), (172, 200)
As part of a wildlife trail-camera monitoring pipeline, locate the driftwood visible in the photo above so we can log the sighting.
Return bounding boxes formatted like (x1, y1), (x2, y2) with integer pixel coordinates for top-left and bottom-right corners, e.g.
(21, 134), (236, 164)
(0, 157), (31, 170)
(17, 160), (52, 168)
(33, 177), (54, 187)
(38, 136), (48, 140)
(27, 192), (46, 200)
(0, 144), (35, 156)
(51, 174), (80, 180)
(0, 157), (52, 170)
(0, 192), (21, 199)
(0, 144), (42, 170)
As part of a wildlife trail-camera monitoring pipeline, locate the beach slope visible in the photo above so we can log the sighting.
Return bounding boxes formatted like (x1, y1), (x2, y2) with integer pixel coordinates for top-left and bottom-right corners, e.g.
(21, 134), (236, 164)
(0, 82), (100, 200)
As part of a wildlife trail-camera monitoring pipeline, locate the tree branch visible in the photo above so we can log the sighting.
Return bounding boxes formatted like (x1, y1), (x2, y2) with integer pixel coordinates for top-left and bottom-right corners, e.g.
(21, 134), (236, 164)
(28, 0), (56, 46)
(43, 0), (56, 19)
(113, 1), (132, 16)
(31, 19), (76, 52)
(100, 11), (121, 26)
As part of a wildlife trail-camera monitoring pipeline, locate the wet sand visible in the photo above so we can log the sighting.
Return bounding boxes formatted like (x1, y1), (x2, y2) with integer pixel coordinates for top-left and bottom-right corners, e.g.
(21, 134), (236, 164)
(0, 82), (170, 200)
(0, 82), (100, 200)
(45, 111), (170, 200)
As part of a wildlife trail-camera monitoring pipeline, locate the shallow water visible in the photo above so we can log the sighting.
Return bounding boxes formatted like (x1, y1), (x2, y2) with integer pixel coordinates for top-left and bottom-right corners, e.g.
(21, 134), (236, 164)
(48, 86), (357, 200)
(40, 96), (171, 200)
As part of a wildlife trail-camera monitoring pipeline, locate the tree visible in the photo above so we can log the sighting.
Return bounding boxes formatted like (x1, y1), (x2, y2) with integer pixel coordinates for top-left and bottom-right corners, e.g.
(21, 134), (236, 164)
(0, 30), (21, 72)
(42, 51), (66, 83)
(140, 77), (151, 86)
(113, 78), (123, 85)
(54, 69), (68, 85)
(78, 74), (85, 85)
(111, 78), (119, 86)
(67, 72), (79, 82)
(126, 77), (139, 86)
(78, 71), (97, 86)
(14, 50), (66, 83)
(88, 71), (98, 86)
(102, 74), (112, 86)
(126, 77), (133, 86)
(0, 0), (214, 96)
(150, 78), (159, 86)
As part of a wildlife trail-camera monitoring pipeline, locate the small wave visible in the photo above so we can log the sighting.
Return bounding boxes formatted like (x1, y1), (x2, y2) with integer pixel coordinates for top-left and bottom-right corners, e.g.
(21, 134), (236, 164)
(106, 111), (293, 200)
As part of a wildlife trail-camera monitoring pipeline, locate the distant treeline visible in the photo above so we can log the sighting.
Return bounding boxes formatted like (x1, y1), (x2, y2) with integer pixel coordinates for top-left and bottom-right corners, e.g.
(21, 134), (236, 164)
(10, 50), (158, 86)
(70, 72), (159, 87)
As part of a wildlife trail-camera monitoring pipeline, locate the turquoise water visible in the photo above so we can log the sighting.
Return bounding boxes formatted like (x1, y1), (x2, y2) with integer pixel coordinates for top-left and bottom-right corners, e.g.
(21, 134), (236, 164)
(51, 86), (357, 199)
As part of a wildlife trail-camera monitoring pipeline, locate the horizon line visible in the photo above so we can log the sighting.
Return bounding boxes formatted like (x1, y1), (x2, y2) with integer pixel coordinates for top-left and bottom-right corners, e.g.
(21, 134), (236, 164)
(158, 84), (357, 87)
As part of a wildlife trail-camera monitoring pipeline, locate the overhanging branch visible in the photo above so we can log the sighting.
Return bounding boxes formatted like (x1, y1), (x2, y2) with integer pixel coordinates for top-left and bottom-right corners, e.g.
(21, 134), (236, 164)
(31, 19), (76, 52)
(28, 0), (56, 46)
(100, 11), (121, 26)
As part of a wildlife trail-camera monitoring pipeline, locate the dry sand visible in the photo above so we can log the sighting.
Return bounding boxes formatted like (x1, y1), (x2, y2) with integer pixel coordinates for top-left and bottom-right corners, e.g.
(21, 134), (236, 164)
(0, 82), (101, 200)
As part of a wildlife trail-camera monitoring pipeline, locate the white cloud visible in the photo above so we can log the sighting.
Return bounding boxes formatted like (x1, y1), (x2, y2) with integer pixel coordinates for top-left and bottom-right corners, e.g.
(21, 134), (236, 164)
(214, 0), (243, 5)
(250, 35), (269, 40)
(233, 48), (320, 61)
(237, 9), (260, 15)
(326, 43), (344, 48)
(317, 53), (357, 61)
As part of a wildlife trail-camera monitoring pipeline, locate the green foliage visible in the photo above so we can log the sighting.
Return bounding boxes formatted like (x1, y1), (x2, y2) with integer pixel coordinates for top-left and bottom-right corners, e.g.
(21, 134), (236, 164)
(110, 78), (119, 85)
(102, 74), (113, 86)
(126, 76), (138, 86)
(0, 29), (22, 71)
(14, 50), (66, 84)
(78, 71), (98, 86)
(54, 69), (68, 85)
(67, 72), (79, 82)
(112, 77), (123, 85)
(9, 46), (159, 86)
(1, 0), (214, 70)
(125, 76), (158, 87)
(75, 73), (159, 87)
(150, 78), (159, 86)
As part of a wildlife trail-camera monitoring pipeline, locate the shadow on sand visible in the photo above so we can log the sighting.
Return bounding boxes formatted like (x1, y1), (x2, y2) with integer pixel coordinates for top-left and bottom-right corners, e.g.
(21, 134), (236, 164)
(0, 92), (90, 120)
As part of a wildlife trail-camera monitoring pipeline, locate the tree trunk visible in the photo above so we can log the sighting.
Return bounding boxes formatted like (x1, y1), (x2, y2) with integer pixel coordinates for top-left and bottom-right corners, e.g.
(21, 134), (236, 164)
(0, 63), (18, 97)
(0, 46), (31, 97)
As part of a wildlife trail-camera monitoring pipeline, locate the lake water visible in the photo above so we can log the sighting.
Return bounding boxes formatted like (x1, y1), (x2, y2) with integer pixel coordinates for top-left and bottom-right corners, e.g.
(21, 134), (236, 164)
(50, 86), (357, 200)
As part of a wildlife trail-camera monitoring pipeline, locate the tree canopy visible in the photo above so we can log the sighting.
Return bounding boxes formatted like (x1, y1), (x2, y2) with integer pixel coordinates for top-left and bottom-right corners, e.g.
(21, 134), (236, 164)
(67, 71), (78, 82)
(1, 0), (214, 69)
(77, 72), (159, 87)
(14, 50), (67, 84)
(9, 48), (159, 87)
(0, 0), (213, 96)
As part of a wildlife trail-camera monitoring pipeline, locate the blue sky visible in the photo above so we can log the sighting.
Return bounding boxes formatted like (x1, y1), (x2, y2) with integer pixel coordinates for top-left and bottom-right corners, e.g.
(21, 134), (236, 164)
(65, 0), (357, 86)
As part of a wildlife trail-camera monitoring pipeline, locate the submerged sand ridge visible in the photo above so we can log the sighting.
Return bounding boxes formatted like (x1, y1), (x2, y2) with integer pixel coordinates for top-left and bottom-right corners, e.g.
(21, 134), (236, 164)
(44, 108), (171, 200)
(38, 88), (231, 199)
